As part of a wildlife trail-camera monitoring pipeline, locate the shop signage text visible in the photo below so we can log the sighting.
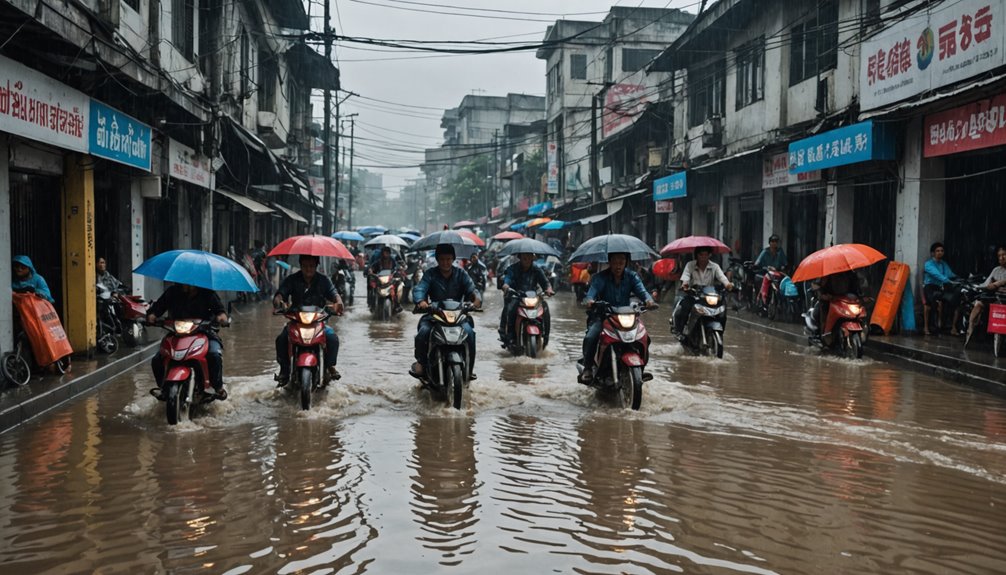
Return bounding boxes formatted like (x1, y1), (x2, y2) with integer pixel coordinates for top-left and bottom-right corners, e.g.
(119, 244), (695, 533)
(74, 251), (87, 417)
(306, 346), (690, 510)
(653, 172), (687, 201)
(89, 100), (152, 171)
(762, 152), (821, 188)
(655, 200), (674, 213)
(924, 92), (1006, 156)
(788, 121), (894, 174)
(861, 0), (1006, 110)
(0, 55), (88, 153)
(168, 138), (214, 189)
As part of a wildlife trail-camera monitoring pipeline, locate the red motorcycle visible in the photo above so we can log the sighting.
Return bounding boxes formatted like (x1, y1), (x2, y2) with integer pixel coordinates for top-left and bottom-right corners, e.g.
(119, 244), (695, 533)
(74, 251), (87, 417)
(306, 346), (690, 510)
(577, 301), (655, 410)
(804, 294), (869, 359)
(504, 288), (550, 358)
(277, 306), (336, 410)
(371, 270), (403, 321)
(149, 318), (228, 425)
(116, 293), (149, 346)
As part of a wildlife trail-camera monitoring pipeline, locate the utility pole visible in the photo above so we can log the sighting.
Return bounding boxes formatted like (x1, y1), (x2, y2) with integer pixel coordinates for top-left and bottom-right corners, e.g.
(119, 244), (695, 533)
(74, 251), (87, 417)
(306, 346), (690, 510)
(346, 114), (357, 228)
(333, 96), (341, 231)
(321, 0), (333, 234)
(590, 92), (599, 204)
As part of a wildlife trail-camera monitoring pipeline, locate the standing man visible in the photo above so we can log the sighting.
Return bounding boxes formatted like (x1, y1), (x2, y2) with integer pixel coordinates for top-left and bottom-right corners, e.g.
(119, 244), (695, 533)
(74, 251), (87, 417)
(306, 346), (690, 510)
(273, 255), (344, 385)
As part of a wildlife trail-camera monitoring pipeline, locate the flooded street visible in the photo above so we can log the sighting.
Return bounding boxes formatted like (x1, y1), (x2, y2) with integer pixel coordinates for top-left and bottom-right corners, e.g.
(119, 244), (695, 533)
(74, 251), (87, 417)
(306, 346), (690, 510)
(1, 277), (1004, 574)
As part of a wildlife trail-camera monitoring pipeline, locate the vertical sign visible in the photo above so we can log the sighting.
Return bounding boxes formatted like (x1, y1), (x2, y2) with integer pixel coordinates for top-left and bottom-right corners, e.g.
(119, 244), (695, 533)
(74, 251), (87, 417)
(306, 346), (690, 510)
(546, 141), (558, 194)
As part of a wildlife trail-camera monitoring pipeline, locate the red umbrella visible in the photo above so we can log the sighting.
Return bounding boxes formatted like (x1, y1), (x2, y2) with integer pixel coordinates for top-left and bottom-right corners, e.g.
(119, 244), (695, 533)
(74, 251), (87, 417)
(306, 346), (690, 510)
(456, 229), (486, 247)
(491, 231), (524, 241)
(791, 244), (886, 282)
(660, 235), (731, 256)
(452, 220), (478, 229)
(268, 235), (355, 261)
(652, 258), (679, 281)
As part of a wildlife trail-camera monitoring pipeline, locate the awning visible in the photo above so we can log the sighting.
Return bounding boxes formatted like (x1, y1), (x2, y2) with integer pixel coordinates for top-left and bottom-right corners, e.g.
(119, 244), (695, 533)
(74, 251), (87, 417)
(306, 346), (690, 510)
(579, 213), (613, 225)
(287, 42), (340, 91)
(272, 203), (309, 224)
(216, 189), (274, 213)
(499, 217), (522, 230)
(860, 71), (1006, 121)
(693, 146), (764, 171)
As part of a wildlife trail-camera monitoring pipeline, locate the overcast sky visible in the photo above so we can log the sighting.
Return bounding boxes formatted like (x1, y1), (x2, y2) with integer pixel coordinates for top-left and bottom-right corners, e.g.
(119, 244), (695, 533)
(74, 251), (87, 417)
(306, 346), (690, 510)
(312, 0), (700, 193)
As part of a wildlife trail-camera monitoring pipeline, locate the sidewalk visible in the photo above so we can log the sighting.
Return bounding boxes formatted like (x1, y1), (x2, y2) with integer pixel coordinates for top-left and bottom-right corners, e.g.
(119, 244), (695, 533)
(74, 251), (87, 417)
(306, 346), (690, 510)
(1, 341), (158, 434)
(729, 309), (1006, 395)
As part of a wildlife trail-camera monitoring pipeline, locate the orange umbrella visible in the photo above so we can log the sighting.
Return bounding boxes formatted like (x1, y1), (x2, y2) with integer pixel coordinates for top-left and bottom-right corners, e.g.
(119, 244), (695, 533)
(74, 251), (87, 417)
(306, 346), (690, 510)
(456, 229), (485, 247)
(526, 217), (552, 228)
(791, 243), (886, 282)
(268, 235), (355, 261)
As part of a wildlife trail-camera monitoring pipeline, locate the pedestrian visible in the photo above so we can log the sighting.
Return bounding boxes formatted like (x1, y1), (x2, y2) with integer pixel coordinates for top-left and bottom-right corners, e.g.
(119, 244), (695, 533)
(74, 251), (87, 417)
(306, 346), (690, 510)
(11, 255), (55, 304)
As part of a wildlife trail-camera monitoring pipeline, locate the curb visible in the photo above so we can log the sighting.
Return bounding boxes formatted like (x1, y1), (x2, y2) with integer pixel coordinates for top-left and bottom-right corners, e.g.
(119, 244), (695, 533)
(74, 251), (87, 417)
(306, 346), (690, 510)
(0, 342), (159, 435)
(730, 315), (1006, 396)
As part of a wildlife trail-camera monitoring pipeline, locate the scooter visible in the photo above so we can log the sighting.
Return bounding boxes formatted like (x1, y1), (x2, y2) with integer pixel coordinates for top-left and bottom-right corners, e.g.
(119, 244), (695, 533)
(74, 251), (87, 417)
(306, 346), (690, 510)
(675, 286), (728, 359)
(332, 267), (354, 306)
(467, 265), (488, 294)
(412, 300), (481, 410)
(96, 283), (120, 354)
(148, 318), (228, 425)
(577, 301), (655, 411)
(504, 287), (550, 358)
(116, 293), (149, 347)
(372, 270), (403, 320)
(960, 279), (1006, 357)
(804, 293), (869, 359)
(276, 305), (337, 410)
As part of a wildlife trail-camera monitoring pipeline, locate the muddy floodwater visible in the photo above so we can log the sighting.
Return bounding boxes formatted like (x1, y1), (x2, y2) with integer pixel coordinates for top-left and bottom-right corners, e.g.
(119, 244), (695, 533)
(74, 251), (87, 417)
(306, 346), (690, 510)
(1, 280), (1004, 574)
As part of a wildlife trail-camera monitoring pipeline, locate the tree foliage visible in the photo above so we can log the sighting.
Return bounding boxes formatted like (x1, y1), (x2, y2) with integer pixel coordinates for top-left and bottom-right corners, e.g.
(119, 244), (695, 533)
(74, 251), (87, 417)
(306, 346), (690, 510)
(443, 154), (491, 222)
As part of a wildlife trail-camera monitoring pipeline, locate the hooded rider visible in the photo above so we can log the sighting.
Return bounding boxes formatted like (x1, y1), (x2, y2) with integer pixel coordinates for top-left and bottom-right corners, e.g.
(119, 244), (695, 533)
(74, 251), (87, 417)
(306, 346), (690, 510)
(11, 255), (55, 304)
(499, 252), (554, 347)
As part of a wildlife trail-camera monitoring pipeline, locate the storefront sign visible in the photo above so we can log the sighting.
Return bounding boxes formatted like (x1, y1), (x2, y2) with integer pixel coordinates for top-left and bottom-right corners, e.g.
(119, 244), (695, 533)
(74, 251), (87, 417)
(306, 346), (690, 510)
(788, 121), (895, 174)
(924, 92), (1006, 156)
(602, 83), (651, 139)
(989, 303), (1006, 334)
(860, 0), (1006, 111)
(0, 54), (88, 153)
(490, 206), (503, 218)
(762, 152), (821, 188)
(517, 196), (530, 211)
(89, 100), (152, 171)
(546, 141), (558, 194)
(653, 172), (687, 201)
(655, 200), (674, 213)
(168, 138), (213, 189)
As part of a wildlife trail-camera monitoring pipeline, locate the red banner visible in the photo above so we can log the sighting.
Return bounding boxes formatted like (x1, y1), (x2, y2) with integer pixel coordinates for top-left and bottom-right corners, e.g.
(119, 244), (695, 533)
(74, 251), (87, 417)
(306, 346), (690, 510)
(924, 92), (1006, 157)
(989, 303), (1006, 334)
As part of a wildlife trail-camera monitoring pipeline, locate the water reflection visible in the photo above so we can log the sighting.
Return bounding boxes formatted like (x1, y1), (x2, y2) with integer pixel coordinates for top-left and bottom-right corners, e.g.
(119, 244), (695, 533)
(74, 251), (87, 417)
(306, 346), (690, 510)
(408, 416), (480, 566)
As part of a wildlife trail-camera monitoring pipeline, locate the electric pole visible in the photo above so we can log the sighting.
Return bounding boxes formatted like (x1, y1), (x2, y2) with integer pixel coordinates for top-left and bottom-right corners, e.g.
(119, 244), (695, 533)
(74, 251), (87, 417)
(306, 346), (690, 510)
(321, 0), (333, 234)
(345, 114), (357, 228)
(334, 96), (341, 231)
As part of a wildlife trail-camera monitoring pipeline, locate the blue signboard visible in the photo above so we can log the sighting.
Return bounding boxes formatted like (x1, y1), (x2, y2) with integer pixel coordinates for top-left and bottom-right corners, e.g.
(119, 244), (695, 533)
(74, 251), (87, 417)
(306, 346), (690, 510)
(528, 201), (552, 215)
(788, 120), (894, 174)
(653, 171), (687, 201)
(88, 100), (152, 171)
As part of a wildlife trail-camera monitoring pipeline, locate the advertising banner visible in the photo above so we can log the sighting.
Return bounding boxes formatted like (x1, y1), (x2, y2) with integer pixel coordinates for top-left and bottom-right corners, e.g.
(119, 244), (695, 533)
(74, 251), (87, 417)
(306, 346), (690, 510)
(788, 121), (895, 174)
(168, 138), (213, 189)
(924, 91), (1006, 156)
(602, 83), (651, 139)
(0, 54), (88, 153)
(860, 0), (1006, 110)
(546, 141), (558, 194)
(653, 172), (687, 201)
(89, 100), (152, 171)
(762, 152), (821, 188)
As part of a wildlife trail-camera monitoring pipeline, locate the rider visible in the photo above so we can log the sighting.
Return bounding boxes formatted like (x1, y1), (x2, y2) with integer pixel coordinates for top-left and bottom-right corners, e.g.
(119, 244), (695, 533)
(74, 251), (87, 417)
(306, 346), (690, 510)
(754, 234), (787, 306)
(808, 270), (862, 335)
(580, 252), (657, 383)
(96, 256), (124, 294)
(498, 252), (554, 347)
(11, 255), (55, 304)
(369, 246), (403, 312)
(410, 244), (482, 380)
(966, 246), (1006, 345)
(146, 282), (230, 399)
(923, 242), (961, 336)
(272, 254), (344, 386)
(672, 246), (734, 339)
(465, 252), (488, 289)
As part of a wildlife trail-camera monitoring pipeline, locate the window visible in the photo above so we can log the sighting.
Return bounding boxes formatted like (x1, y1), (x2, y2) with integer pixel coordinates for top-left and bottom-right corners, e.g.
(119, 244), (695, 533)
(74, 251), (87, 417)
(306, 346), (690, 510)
(124, 0), (140, 11)
(789, 1), (838, 86)
(259, 49), (277, 112)
(688, 59), (726, 127)
(622, 48), (662, 72)
(547, 63), (562, 96)
(570, 53), (587, 80)
(239, 28), (251, 96)
(171, 0), (195, 61)
(735, 38), (764, 109)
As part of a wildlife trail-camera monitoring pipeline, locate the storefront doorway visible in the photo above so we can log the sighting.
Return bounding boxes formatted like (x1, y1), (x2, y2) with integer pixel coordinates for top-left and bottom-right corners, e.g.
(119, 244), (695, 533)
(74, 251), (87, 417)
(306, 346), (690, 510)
(9, 171), (63, 313)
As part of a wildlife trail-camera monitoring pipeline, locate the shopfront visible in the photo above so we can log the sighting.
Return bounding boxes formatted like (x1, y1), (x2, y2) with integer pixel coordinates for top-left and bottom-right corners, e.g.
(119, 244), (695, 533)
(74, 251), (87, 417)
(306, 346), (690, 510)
(762, 150), (823, 266)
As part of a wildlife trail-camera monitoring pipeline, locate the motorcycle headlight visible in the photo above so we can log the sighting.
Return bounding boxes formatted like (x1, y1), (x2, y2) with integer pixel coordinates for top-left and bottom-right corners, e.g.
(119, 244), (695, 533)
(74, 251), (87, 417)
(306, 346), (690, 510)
(847, 304), (863, 315)
(522, 296), (540, 307)
(438, 310), (459, 324)
(298, 311), (320, 324)
(379, 276), (391, 285)
(616, 314), (636, 329)
(298, 326), (321, 341)
(704, 294), (721, 307)
(173, 320), (196, 335)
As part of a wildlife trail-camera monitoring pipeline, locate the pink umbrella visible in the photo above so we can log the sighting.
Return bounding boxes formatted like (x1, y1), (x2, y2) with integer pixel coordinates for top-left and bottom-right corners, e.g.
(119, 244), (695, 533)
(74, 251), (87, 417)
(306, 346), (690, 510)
(456, 229), (486, 247)
(268, 235), (355, 261)
(452, 220), (478, 229)
(660, 236), (731, 256)
(491, 231), (524, 241)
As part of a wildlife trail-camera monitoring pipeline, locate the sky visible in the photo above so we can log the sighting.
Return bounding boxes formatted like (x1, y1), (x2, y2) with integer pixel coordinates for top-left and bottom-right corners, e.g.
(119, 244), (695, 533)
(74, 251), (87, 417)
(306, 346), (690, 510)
(309, 0), (701, 194)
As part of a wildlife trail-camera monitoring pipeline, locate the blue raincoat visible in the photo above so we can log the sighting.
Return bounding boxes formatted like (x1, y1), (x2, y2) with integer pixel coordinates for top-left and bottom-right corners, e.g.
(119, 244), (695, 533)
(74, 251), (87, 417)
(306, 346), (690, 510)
(11, 255), (55, 303)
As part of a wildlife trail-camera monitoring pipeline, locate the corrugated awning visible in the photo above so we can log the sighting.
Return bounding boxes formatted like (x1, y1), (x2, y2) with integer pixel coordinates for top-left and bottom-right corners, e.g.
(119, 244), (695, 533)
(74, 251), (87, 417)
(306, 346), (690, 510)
(215, 189), (274, 213)
(272, 203), (309, 224)
(693, 146), (764, 171)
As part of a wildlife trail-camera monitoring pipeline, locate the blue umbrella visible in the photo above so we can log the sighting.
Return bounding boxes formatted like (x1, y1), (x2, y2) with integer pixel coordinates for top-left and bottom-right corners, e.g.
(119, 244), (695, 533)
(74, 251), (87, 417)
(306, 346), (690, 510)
(332, 230), (365, 242)
(539, 220), (567, 230)
(134, 250), (258, 292)
(357, 225), (388, 236)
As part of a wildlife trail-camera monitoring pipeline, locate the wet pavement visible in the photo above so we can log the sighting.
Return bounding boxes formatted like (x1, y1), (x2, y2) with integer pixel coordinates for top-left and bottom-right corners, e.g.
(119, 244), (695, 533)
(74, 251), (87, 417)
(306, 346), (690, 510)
(0, 273), (1004, 574)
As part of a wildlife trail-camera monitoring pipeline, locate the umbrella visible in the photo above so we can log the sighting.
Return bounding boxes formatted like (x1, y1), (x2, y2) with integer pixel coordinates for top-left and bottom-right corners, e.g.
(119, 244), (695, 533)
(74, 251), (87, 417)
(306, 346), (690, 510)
(568, 234), (660, 263)
(652, 258), (678, 281)
(491, 231), (524, 241)
(456, 229), (486, 247)
(357, 225), (387, 236)
(452, 220), (478, 229)
(365, 234), (410, 248)
(276, 260), (291, 270)
(410, 230), (482, 258)
(399, 228), (421, 236)
(268, 235), (355, 261)
(660, 235), (731, 256)
(397, 232), (421, 244)
(539, 220), (568, 230)
(497, 238), (561, 258)
(791, 243), (887, 283)
(332, 230), (365, 242)
(524, 217), (552, 228)
(134, 250), (258, 292)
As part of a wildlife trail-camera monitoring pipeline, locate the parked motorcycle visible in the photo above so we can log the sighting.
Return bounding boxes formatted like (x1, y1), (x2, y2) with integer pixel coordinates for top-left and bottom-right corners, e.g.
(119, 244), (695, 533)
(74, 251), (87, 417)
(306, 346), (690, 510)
(725, 258), (755, 311)
(96, 283), (120, 354)
(117, 293), (149, 346)
(276, 305), (337, 410)
(371, 270), (403, 320)
(577, 301), (654, 411)
(674, 286), (728, 359)
(148, 318), (228, 425)
(503, 287), (550, 357)
(803, 293), (869, 359)
(412, 300), (481, 410)
(959, 277), (1006, 357)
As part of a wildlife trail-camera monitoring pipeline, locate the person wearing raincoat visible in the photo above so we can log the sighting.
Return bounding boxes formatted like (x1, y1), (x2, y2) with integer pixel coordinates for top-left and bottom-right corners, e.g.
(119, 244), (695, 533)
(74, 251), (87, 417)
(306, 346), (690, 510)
(11, 255), (55, 304)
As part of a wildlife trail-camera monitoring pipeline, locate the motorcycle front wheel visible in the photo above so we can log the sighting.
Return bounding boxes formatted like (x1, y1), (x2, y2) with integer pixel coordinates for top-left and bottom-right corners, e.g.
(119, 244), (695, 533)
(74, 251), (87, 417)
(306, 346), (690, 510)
(710, 329), (724, 359)
(994, 334), (1003, 358)
(446, 364), (464, 410)
(300, 367), (313, 410)
(166, 382), (183, 425)
(618, 366), (643, 411)
(846, 332), (864, 359)
(525, 334), (539, 358)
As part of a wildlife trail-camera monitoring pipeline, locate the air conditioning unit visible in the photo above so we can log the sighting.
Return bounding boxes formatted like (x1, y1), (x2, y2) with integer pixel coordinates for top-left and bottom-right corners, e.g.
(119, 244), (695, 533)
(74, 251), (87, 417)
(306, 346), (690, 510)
(647, 147), (664, 168)
(702, 116), (722, 148)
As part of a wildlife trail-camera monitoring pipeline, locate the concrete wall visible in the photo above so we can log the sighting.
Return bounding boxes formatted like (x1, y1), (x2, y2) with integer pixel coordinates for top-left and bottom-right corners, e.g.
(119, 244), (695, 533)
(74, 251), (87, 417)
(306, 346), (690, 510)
(159, 0), (205, 93)
(896, 117), (946, 296)
(0, 135), (11, 354)
(119, 0), (149, 54)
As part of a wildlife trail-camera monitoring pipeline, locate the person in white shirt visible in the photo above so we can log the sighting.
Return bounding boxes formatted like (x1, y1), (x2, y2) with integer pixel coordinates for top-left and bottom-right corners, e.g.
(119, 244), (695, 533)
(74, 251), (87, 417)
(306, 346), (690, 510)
(672, 246), (734, 337)
(966, 246), (1006, 346)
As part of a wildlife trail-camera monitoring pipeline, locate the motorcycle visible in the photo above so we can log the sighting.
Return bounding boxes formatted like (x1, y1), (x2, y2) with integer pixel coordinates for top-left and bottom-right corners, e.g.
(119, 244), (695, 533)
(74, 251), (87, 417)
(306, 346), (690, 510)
(467, 264), (488, 294)
(116, 292), (149, 347)
(503, 288), (550, 357)
(959, 278), (1006, 357)
(332, 267), (354, 306)
(576, 301), (654, 411)
(725, 258), (755, 311)
(675, 286), (728, 359)
(412, 300), (481, 410)
(372, 270), (403, 320)
(803, 293), (869, 359)
(148, 318), (228, 425)
(276, 305), (337, 410)
(96, 283), (120, 354)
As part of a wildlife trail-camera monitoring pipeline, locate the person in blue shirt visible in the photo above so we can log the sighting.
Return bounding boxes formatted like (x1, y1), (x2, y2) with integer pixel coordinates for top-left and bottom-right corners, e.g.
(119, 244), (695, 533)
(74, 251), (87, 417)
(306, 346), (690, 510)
(579, 252), (657, 383)
(11, 255), (55, 304)
(923, 242), (961, 336)
(498, 252), (554, 347)
(754, 234), (787, 307)
(410, 244), (482, 380)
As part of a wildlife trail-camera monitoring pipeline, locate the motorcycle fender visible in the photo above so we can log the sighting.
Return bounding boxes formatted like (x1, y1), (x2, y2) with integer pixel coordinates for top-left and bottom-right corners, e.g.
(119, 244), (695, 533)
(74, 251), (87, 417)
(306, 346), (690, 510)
(295, 352), (319, 367)
(165, 366), (191, 382)
(620, 352), (644, 367)
(525, 325), (541, 335)
(706, 321), (724, 331)
(444, 351), (465, 365)
(843, 322), (864, 333)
